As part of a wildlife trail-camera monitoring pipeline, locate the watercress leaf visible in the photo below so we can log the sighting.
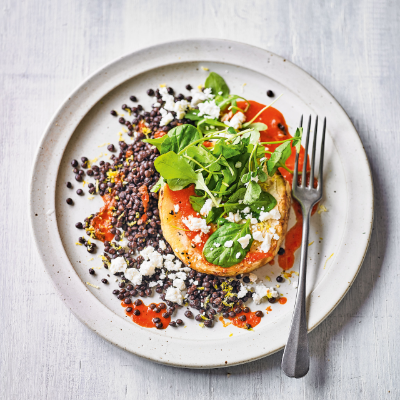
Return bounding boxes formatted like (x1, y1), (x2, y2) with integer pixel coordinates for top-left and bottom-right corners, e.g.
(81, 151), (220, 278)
(241, 129), (260, 145)
(184, 109), (202, 121)
(224, 202), (246, 215)
(213, 141), (241, 159)
(186, 146), (221, 172)
(167, 178), (194, 191)
(241, 172), (251, 183)
(217, 218), (229, 227)
(257, 168), (268, 182)
(160, 124), (202, 154)
(243, 181), (261, 205)
(189, 195), (206, 213)
(249, 191), (277, 215)
(194, 172), (218, 206)
(256, 145), (266, 158)
(205, 72), (230, 97)
(226, 187), (247, 203)
(266, 141), (292, 176)
(150, 176), (164, 193)
(247, 122), (268, 131)
(143, 136), (167, 152)
(154, 151), (197, 183)
(203, 220), (253, 268)
(206, 207), (224, 224)
(292, 127), (303, 153)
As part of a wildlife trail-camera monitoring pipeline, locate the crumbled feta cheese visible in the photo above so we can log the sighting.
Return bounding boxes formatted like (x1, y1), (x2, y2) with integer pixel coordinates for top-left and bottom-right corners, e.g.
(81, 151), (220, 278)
(124, 268), (142, 285)
(214, 243), (221, 248)
(251, 175), (259, 183)
(168, 273), (177, 280)
(226, 211), (241, 223)
(260, 232), (273, 253)
(173, 278), (186, 291)
(251, 218), (258, 225)
(259, 207), (281, 222)
(140, 246), (154, 260)
(153, 101), (161, 108)
(270, 288), (279, 298)
(192, 234), (202, 244)
(236, 252), (241, 259)
(149, 281), (158, 288)
(273, 234), (280, 240)
(249, 273), (258, 283)
(198, 100), (220, 120)
(226, 112), (246, 129)
(163, 254), (175, 261)
(140, 261), (156, 276)
(235, 161), (242, 168)
(224, 240), (233, 248)
(253, 230), (264, 242)
(269, 227), (276, 234)
(252, 284), (269, 304)
(175, 260), (182, 269)
(243, 207), (251, 214)
(174, 204), (180, 213)
(237, 283), (248, 298)
(218, 91), (223, 95)
(165, 286), (184, 305)
(174, 99), (189, 119)
(160, 108), (174, 126)
(109, 257), (127, 274)
(237, 234), (252, 249)
(159, 240), (167, 250)
(183, 215), (211, 234)
(175, 271), (187, 280)
(194, 280), (199, 285)
(190, 87), (214, 107)
(159, 272), (166, 280)
(200, 198), (213, 217)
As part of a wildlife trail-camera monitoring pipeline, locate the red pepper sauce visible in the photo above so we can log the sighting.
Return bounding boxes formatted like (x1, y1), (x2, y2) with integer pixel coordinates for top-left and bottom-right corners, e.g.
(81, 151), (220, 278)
(219, 309), (262, 329)
(231, 310), (261, 329)
(279, 297), (287, 305)
(122, 302), (171, 329)
(138, 185), (150, 223)
(238, 100), (309, 186)
(238, 100), (318, 270)
(90, 194), (115, 242)
(164, 184), (212, 252)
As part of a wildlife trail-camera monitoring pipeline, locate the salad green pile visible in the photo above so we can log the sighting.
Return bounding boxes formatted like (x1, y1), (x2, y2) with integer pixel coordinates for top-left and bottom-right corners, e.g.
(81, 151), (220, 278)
(145, 72), (302, 268)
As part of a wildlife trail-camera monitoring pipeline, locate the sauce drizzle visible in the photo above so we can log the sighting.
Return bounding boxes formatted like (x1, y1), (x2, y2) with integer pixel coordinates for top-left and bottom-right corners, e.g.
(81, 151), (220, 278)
(122, 302), (171, 329)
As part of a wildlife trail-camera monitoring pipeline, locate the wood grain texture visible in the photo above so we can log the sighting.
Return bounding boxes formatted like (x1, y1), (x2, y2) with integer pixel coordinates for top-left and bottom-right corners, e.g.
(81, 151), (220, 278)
(0, 0), (398, 398)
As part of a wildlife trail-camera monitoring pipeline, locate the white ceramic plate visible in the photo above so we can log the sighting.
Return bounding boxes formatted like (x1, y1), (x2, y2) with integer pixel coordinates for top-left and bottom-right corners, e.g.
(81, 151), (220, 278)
(30, 39), (373, 368)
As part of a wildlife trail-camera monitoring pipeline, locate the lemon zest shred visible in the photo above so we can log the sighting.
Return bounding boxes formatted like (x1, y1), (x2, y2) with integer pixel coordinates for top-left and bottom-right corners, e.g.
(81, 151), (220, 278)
(86, 282), (99, 289)
(317, 204), (328, 214)
(324, 253), (334, 269)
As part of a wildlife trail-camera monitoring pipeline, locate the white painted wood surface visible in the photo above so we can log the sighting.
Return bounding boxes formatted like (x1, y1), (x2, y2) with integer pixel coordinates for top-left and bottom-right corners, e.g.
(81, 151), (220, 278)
(1, 0), (397, 398)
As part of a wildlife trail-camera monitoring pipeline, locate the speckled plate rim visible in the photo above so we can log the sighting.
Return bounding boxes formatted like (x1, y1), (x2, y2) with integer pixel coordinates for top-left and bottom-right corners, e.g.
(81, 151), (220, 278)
(29, 39), (373, 368)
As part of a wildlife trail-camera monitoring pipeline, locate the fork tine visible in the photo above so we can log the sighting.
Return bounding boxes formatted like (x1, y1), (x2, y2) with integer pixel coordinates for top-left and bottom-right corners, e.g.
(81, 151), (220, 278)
(293, 115), (303, 187)
(318, 118), (326, 191)
(309, 116), (318, 188)
(301, 116), (311, 188)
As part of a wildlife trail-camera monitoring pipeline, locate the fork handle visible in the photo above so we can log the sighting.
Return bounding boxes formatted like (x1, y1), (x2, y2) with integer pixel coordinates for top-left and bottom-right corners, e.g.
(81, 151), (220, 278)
(281, 204), (311, 378)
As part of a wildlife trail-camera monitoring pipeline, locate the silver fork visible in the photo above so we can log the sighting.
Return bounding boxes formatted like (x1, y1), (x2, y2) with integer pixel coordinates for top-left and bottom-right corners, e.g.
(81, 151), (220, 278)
(281, 115), (326, 378)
